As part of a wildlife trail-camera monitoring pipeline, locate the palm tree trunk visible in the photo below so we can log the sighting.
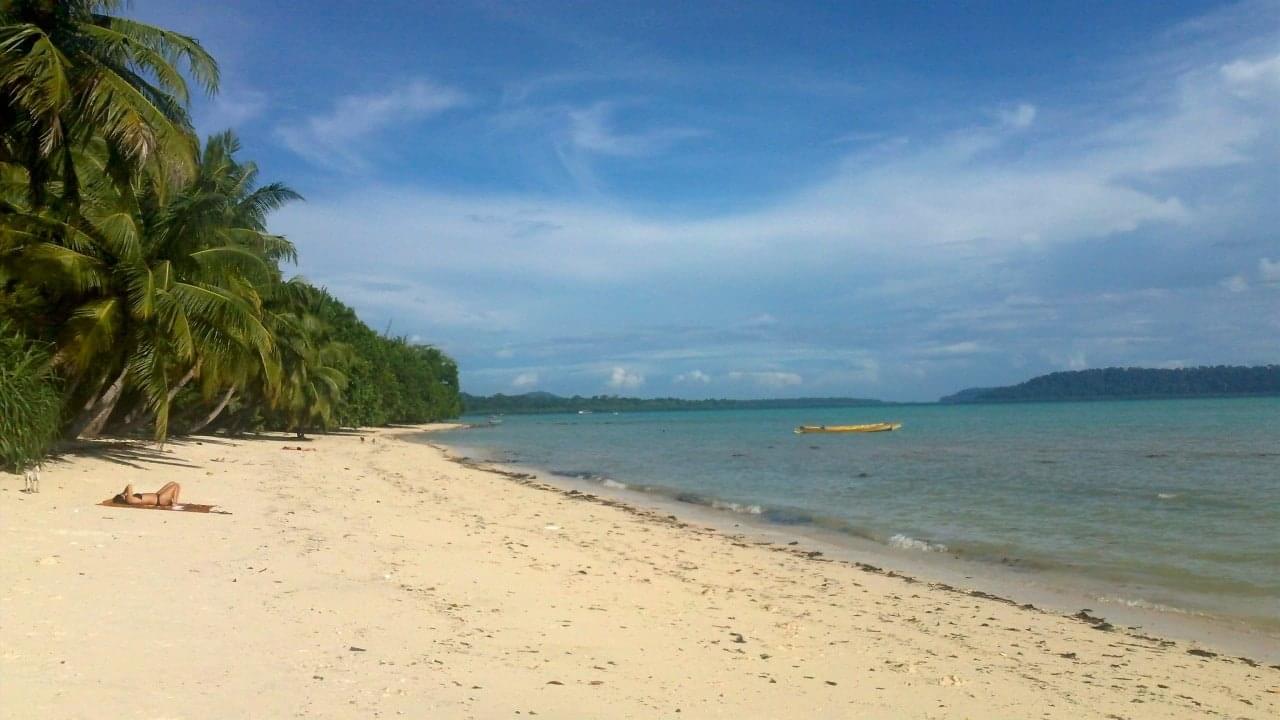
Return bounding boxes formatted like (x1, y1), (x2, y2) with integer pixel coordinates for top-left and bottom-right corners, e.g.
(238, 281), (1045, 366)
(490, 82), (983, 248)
(76, 367), (129, 438)
(166, 361), (201, 404)
(188, 386), (236, 434)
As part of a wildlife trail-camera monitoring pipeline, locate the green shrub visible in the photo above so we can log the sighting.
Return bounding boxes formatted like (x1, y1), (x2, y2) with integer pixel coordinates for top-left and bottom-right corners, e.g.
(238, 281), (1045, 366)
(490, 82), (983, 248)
(0, 325), (62, 471)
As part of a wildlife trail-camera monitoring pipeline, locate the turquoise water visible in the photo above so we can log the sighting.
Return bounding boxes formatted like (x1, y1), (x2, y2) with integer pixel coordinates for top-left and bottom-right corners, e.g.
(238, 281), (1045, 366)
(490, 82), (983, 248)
(432, 398), (1280, 629)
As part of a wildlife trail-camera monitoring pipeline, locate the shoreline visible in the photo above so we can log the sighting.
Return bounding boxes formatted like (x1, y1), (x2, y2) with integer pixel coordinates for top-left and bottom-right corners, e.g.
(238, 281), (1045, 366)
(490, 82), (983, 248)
(426, 433), (1280, 665)
(430, 425), (1280, 661)
(2, 426), (1276, 718)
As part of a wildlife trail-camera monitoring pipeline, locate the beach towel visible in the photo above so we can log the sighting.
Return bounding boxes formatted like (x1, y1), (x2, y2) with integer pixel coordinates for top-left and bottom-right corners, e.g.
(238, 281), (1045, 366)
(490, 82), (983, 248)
(99, 500), (230, 515)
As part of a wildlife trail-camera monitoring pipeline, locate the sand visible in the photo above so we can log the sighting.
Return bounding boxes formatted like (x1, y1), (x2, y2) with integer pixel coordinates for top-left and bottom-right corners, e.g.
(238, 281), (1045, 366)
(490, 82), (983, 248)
(1, 425), (1276, 719)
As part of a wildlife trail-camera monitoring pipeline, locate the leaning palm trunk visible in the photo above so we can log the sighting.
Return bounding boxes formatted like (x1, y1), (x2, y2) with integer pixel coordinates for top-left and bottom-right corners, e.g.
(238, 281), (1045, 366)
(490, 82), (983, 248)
(166, 362), (201, 404)
(75, 367), (130, 438)
(187, 386), (236, 434)
(122, 361), (202, 438)
(117, 359), (197, 435)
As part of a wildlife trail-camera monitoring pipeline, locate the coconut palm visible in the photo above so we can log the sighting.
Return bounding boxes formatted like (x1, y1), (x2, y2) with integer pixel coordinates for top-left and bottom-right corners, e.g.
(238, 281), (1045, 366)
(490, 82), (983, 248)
(0, 133), (288, 441)
(0, 0), (218, 205)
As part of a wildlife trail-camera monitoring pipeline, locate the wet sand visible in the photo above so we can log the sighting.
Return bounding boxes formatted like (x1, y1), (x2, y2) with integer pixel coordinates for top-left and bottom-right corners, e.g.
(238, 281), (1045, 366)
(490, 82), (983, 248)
(2, 425), (1276, 718)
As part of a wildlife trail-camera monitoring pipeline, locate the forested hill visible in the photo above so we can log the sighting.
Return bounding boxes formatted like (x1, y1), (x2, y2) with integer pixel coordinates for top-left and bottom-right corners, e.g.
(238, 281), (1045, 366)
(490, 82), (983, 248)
(462, 392), (888, 415)
(940, 366), (1280, 403)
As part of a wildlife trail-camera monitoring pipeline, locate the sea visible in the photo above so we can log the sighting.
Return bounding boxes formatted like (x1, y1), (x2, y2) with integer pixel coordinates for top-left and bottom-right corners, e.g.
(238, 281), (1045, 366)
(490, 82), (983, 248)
(426, 398), (1280, 644)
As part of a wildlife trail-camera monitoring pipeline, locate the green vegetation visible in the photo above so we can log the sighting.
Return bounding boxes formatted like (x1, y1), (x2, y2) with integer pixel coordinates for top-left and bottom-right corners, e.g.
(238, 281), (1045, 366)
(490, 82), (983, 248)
(0, 324), (61, 470)
(0, 1), (460, 451)
(462, 392), (887, 415)
(941, 366), (1280, 403)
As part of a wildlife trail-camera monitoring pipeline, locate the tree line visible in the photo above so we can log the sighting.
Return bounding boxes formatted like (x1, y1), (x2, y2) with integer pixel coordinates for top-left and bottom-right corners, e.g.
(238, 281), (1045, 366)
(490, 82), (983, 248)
(940, 366), (1280, 403)
(0, 1), (460, 471)
(461, 392), (887, 415)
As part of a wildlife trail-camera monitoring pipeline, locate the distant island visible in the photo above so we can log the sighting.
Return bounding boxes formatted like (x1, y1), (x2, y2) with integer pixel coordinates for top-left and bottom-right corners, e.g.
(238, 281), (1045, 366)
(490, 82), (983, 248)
(941, 365), (1280, 403)
(461, 392), (888, 415)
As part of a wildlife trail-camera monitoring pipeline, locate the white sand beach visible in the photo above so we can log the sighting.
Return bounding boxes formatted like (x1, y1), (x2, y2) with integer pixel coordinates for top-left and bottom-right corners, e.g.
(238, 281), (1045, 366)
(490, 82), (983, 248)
(2, 426), (1276, 719)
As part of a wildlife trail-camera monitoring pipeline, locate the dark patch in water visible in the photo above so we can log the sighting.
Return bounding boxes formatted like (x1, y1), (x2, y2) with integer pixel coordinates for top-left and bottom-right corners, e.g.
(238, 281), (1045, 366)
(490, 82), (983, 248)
(550, 469), (606, 481)
(760, 507), (819, 526)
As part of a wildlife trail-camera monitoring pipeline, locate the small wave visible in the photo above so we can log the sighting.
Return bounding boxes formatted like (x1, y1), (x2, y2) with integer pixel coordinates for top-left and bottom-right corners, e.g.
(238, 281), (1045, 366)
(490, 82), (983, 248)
(1096, 595), (1206, 617)
(601, 478), (627, 490)
(888, 534), (948, 553)
(1156, 492), (1180, 500)
(711, 500), (763, 515)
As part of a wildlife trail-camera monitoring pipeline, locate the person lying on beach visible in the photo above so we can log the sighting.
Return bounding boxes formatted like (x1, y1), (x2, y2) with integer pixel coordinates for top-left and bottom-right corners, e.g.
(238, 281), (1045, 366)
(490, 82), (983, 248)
(112, 482), (182, 507)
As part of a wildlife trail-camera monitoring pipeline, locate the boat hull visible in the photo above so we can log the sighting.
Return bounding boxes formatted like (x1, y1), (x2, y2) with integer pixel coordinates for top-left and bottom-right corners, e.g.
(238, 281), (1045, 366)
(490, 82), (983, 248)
(794, 422), (902, 434)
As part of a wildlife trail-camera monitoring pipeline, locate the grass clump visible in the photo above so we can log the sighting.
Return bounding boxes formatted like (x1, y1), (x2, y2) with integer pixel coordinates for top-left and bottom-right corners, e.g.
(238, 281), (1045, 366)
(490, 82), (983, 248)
(0, 325), (62, 472)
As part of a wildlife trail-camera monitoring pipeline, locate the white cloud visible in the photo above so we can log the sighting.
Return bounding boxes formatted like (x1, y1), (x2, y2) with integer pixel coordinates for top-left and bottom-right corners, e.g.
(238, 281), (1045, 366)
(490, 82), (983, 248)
(606, 366), (644, 389)
(1221, 274), (1249, 293)
(1259, 257), (1280, 284)
(674, 369), (711, 384)
(1220, 54), (1280, 98)
(276, 47), (1271, 286)
(998, 102), (1037, 129)
(276, 79), (465, 167)
(727, 371), (802, 388)
(512, 371), (539, 388)
(494, 347), (515, 359)
(567, 102), (701, 157)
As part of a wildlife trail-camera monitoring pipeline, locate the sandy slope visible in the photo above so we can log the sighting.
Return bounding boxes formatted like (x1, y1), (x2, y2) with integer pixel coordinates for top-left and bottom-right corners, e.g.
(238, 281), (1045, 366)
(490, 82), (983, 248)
(1, 426), (1275, 719)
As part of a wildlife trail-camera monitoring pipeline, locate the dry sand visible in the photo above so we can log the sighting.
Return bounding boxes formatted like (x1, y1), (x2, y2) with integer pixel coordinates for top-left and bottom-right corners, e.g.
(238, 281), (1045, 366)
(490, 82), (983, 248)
(2, 425), (1276, 719)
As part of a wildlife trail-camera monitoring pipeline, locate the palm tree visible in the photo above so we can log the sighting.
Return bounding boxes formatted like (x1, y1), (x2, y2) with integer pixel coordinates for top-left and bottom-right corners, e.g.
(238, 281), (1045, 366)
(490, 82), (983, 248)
(0, 133), (288, 441)
(0, 0), (218, 205)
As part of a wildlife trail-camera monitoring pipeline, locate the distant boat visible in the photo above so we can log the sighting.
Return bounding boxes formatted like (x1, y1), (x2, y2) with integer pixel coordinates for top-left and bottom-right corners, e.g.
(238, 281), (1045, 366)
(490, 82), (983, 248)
(577, 410), (593, 415)
(794, 422), (902, 434)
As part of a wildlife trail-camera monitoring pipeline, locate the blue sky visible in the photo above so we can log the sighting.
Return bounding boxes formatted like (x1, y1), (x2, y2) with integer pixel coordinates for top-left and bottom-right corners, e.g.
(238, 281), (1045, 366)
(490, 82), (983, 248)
(133, 1), (1279, 401)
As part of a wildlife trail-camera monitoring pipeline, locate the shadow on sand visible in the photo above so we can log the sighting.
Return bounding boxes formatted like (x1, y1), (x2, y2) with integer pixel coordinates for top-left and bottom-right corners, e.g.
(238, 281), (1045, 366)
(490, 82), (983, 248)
(51, 440), (200, 470)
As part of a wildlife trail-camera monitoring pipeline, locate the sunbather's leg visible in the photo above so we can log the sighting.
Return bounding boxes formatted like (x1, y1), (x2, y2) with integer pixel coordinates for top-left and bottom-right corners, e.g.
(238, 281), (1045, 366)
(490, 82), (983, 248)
(156, 482), (181, 506)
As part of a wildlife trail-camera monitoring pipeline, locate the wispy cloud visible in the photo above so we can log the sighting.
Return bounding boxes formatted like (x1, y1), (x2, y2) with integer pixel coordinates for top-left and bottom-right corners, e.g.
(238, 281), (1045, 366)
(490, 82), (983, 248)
(566, 102), (702, 157)
(512, 371), (539, 388)
(276, 79), (466, 168)
(997, 102), (1037, 129)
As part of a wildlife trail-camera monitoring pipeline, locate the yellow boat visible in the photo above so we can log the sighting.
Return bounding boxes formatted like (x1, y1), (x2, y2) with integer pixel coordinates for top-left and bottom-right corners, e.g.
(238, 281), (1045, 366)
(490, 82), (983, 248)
(794, 422), (902, 434)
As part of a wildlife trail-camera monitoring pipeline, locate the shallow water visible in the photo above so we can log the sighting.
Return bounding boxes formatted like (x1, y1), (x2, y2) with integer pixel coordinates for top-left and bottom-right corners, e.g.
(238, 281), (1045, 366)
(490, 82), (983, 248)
(431, 398), (1280, 631)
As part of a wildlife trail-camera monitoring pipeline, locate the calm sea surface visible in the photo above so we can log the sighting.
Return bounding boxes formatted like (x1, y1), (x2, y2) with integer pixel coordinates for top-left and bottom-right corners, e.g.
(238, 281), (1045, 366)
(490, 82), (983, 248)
(430, 398), (1280, 630)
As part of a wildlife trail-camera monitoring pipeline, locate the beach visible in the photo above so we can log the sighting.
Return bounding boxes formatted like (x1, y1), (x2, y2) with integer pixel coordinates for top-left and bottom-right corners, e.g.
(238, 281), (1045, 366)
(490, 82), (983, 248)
(1, 426), (1275, 719)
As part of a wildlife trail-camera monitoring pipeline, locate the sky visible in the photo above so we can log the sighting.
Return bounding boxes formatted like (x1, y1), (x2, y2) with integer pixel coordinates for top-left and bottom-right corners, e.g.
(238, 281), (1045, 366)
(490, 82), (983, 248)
(131, 0), (1279, 401)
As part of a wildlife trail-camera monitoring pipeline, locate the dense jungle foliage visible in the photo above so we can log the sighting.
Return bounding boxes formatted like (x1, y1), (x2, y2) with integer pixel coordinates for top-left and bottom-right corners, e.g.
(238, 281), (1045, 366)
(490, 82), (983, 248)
(0, 1), (459, 469)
